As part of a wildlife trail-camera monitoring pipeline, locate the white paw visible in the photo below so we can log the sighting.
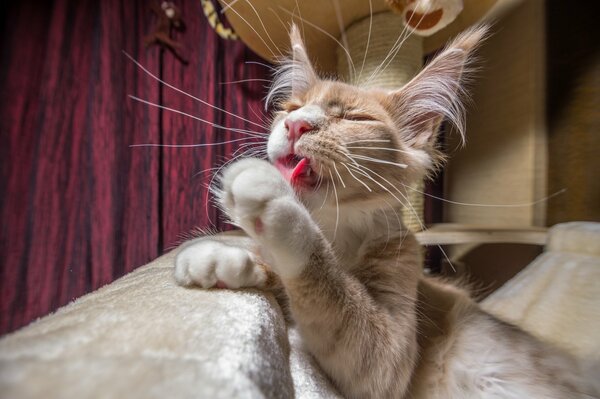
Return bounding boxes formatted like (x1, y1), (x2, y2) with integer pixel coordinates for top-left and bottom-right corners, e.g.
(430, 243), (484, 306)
(219, 159), (321, 279)
(219, 158), (295, 235)
(174, 240), (266, 289)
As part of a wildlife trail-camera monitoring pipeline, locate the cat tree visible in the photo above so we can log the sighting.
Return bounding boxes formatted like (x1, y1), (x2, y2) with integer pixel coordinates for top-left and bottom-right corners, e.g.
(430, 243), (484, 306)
(218, 0), (525, 231)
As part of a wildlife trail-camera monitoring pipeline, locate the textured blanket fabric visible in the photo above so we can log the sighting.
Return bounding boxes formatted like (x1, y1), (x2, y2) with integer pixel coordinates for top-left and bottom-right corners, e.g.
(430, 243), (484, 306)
(482, 222), (600, 359)
(0, 252), (298, 398)
(1, 222), (598, 398)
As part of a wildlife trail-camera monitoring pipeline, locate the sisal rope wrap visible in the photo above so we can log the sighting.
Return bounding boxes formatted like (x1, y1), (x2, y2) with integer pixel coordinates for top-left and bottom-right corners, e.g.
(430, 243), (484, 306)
(337, 12), (426, 232)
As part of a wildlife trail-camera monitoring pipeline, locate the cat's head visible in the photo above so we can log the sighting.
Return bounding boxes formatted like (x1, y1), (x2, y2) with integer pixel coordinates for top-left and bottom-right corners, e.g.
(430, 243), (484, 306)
(266, 25), (486, 210)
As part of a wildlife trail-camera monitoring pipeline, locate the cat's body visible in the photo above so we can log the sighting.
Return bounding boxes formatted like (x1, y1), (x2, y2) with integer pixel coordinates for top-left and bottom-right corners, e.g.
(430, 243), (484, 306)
(174, 26), (598, 398)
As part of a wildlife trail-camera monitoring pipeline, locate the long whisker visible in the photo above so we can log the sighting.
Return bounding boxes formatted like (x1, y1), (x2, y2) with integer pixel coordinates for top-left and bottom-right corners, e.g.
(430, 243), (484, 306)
(357, 0), (373, 82)
(128, 95), (268, 138)
(366, 16), (412, 83)
(328, 168), (340, 242)
(245, 60), (276, 70)
(220, 0), (241, 13)
(350, 162), (458, 273)
(402, 184), (568, 208)
(278, 6), (356, 78)
(367, 1), (432, 83)
(332, 162), (346, 188)
(345, 139), (391, 145)
(345, 163), (409, 211)
(130, 137), (259, 148)
(332, 0), (356, 82)
(347, 146), (411, 154)
(293, 0), (306, 41)
(219, 78), (271, 85)
(241, 0), (283, 58)
(221, 0), (283, 58)
(123, 51), (267, 130)
(350, 163), (420, 225)
(319, 180), (329, 209)
(348, 153), (407, 168)
(341, 162), (372, 192)
(247, 105), (271, 128)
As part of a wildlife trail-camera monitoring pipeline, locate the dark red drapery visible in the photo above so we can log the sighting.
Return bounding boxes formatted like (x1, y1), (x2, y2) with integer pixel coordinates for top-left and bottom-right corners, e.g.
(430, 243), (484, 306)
(0, 0), (271, 334)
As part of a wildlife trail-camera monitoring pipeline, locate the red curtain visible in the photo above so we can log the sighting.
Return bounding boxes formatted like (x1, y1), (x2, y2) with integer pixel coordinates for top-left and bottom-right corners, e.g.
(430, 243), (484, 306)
(0, 0), (270, 334)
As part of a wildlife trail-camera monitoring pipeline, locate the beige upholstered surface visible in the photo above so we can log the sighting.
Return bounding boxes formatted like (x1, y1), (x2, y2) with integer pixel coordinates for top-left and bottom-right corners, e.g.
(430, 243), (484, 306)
(0, 252), (300, 399)
(483, 222), (600, 359)
(1, 222), (598, 398)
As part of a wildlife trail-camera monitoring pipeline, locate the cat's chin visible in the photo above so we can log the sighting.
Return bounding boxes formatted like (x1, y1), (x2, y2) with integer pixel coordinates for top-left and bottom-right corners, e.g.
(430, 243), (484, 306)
(274, 154), (318, 191)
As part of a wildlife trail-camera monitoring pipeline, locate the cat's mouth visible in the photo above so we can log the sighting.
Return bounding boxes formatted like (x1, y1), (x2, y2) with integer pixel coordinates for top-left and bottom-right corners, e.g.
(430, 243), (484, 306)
(274, 154), (318, 189)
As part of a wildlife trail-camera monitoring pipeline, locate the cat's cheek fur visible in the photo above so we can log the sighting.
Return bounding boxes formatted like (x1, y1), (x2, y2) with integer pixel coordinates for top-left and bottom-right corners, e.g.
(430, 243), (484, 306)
(220, 159), (320, 279)
(174, 240), (266, 289)
(267, 119), (288, 162)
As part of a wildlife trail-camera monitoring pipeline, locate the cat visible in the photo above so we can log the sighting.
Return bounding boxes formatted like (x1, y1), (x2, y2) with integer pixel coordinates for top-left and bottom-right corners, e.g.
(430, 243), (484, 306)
(173, 25), (598, 398)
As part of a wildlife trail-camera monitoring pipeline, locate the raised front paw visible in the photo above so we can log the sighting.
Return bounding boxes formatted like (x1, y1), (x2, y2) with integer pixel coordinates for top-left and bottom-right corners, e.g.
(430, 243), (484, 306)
(174, 239), (266, 289)
(219, 158), (295, 236)
(218, 159), (322, 279)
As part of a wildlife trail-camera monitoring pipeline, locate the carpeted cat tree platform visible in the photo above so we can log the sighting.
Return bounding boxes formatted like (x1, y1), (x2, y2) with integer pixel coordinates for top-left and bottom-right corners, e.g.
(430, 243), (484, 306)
(1, 222), (599, 397)
(2, 1), (598, 397)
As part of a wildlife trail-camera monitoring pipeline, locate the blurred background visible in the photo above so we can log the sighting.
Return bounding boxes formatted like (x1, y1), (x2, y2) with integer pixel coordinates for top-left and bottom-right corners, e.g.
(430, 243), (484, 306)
(1, 0), (599, 335)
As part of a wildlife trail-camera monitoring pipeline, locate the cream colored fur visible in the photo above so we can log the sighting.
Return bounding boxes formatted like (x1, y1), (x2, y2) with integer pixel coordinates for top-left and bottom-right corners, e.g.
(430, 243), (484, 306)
(174, 26), (599, 398)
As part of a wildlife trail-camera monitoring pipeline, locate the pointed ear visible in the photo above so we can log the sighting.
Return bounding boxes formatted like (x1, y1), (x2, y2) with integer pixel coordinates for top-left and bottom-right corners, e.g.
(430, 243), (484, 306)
(386, 25), (488, 149)
(266, 24), (318, 108)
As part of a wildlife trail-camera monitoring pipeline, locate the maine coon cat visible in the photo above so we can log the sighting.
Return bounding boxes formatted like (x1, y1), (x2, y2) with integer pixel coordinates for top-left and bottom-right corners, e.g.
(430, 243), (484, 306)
(174, 25), (598, 398)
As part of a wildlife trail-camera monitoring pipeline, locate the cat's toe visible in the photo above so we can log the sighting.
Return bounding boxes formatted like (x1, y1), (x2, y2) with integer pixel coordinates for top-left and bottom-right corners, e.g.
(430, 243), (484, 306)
(174, 240), (265, 289)
(221, 159), (294, 234)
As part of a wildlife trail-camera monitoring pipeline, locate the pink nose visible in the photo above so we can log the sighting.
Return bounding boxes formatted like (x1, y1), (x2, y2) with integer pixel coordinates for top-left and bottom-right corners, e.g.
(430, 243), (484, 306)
(285, 118), (314, 140)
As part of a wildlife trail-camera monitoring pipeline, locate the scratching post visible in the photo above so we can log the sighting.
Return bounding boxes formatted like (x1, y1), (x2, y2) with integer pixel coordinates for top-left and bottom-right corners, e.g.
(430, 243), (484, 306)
(337, 12), (426, 232)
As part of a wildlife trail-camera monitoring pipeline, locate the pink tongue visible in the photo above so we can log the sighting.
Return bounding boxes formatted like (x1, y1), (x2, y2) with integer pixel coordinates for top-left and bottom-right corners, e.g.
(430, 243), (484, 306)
(290, 157), (308, 181)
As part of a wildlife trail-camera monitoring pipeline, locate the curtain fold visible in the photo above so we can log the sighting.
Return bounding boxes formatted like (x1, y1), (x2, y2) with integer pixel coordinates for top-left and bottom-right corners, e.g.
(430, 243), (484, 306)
(0, 0), (271, 334)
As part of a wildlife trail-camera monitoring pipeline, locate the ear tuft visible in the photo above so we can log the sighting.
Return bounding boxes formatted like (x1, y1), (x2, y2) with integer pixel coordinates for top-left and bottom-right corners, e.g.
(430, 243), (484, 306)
(265, 24), (318, 109)
(387, 24), (489, 150)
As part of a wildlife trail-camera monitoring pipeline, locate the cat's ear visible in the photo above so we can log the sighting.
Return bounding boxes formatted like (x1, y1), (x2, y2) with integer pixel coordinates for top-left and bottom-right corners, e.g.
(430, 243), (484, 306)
(385, 25), (488, 150)
(266, 25), (318, 107)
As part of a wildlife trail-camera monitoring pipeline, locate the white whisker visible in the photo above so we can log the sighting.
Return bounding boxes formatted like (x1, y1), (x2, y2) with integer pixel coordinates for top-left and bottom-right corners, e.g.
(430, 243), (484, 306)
(219, 78), (271, 85)
(341, 162), (372, 192)
(332, 0), (356, 81)
(345, 139), (391, 145)
(347, 146), (410, 154)
(221, 0), (283, 58)
(242, 0), (283, 58)
(128, 95), (268, 138)
(332, 162), (346, 188)
(328, 168), (340, 242)
(349, 154), (407, 169)
(130, 137), (258, 148)
(367, 1), (431, 83)
(245, 60), (276, 70)
(357, 0), (373, 82)
(220, 0), (240, 13)
(122, 51), (267, 130)
(278, 6), (356, 79)
(402, 184), (568, 208)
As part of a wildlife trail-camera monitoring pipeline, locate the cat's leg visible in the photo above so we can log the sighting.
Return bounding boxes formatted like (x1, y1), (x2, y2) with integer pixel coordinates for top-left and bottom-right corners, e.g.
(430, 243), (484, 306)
(220, 159), (418, 398)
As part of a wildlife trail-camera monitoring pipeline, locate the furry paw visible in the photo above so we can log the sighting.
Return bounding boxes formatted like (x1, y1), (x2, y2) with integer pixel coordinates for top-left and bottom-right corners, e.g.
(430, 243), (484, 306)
(174, 240), (266, 289)
(219, 159), (321, 279)
(219, 158), (295, 234)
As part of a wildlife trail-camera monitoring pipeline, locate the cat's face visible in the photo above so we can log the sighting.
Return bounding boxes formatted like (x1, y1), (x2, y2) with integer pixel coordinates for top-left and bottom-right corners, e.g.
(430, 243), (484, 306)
(267, 80), (426, 209)
(266, 25), (483, 211)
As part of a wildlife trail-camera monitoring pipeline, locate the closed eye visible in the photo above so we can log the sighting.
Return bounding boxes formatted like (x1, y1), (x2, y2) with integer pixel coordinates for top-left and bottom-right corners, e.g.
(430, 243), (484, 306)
(283, 102), (302, 113)
(344, 113), (377, 122)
